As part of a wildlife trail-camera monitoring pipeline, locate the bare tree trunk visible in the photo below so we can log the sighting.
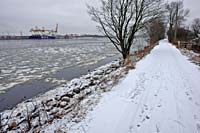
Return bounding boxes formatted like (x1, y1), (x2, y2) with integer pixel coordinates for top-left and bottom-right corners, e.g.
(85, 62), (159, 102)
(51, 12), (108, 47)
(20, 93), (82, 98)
(122, 43), (131, 60)
(174, 4), (178, 42)
(169, 23), (173, 42)
(167, 1), (189, 43)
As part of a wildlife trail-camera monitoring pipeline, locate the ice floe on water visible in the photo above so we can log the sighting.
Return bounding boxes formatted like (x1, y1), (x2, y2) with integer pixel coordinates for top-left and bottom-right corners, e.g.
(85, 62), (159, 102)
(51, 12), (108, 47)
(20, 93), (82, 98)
(0, 37), (147, 93)
(0, 38), (118, 93)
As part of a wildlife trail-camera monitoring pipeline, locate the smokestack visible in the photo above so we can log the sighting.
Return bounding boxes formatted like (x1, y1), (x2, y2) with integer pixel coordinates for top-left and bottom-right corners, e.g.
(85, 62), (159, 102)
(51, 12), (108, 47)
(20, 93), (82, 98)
(55, 24), (58, 33)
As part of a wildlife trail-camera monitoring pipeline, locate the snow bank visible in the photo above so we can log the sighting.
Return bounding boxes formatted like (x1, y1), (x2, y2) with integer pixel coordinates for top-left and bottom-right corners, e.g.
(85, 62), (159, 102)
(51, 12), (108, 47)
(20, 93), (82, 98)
(180, 48), (200, 66)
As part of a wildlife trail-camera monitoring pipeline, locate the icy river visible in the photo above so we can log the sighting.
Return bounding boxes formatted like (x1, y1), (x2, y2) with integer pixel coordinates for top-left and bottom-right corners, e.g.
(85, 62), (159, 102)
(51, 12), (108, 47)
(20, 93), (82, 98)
(0, 37), (146, 111)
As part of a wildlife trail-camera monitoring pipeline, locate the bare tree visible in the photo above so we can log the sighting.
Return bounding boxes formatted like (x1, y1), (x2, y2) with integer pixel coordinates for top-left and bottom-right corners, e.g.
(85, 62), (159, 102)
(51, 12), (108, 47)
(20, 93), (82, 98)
(146, 18), (166, 44)
(174, 1), (189, 41)
(166, 1), (189, 42)
(192, 18), (200, 38)
(88, 0), (164, 60)
(166, 1), (177, 42)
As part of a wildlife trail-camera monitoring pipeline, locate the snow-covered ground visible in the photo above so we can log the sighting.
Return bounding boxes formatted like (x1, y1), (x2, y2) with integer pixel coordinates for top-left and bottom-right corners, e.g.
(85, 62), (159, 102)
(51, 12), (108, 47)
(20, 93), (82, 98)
(65, 39), (200, 133)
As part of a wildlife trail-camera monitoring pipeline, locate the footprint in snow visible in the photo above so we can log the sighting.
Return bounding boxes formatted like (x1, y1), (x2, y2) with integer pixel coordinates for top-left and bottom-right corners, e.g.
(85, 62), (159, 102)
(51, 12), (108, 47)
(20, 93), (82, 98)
(137, 124), (141, 128)
(196, 123), (200, 132)
(146, 115), (150, 119)
(185, 92), (190, 96)
(143, 104), (148, 110)
(141, 109), (145, 114)
(129, 126), (134, 133)
(157, 105), (162, 108)
(188, 97), (193, 101)
(194, 115), (200, 120)
(195, 102), (200, 107)
(156, 125), (160, 133)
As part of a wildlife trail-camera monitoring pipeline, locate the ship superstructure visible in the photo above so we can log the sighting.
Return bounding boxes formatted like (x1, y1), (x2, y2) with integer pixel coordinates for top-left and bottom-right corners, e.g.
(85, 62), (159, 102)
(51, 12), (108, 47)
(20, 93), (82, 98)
(29, 24), (58, 39)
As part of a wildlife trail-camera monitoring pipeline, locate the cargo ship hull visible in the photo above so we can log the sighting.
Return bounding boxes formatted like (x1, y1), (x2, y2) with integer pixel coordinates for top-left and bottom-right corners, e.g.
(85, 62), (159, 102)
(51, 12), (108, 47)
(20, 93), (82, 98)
(28, 35), (56, 39)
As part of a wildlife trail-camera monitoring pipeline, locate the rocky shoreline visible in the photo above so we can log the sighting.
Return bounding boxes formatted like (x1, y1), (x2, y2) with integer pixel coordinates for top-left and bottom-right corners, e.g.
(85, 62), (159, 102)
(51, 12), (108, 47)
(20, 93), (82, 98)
(0, 44), (156, 132)
(0, 60), (127, 132)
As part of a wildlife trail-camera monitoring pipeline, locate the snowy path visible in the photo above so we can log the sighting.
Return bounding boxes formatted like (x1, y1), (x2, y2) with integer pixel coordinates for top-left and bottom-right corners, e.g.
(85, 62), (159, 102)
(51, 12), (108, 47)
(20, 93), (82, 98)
(79, 40), (200, 133)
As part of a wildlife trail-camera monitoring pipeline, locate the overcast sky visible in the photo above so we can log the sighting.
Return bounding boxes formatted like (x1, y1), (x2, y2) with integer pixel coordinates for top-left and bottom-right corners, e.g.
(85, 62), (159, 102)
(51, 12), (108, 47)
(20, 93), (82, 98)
(0, 0), (200, 35)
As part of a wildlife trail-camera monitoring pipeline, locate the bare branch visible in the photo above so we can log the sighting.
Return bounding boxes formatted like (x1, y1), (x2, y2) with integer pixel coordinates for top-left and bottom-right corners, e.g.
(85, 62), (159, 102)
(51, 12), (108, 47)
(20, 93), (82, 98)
(192, 18), (200, 38)
(88, 0), (164, 59)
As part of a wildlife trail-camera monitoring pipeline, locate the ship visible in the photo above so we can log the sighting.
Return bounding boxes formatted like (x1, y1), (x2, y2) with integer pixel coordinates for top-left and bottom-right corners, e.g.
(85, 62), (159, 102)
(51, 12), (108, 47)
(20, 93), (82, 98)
(29, 24), (58, 39)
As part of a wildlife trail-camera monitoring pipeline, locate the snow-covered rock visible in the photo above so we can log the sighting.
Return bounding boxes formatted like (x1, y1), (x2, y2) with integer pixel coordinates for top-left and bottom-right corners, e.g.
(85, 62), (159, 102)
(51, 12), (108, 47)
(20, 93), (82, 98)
(0, 59), (127, 132)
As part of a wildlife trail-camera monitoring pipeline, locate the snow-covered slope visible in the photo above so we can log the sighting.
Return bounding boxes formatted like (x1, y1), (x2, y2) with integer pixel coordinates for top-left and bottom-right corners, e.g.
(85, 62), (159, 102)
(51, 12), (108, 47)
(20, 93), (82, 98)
(73, 40), (200, 133)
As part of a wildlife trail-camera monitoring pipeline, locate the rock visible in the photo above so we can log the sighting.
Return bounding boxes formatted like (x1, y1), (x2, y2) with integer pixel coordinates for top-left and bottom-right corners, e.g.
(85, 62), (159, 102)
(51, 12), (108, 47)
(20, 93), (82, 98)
(64, 102), (75, 111)
(55, 96), (60, 101)
(78, 95), (85, 101)
(46, 99), (53, 104)
(73, 94), (82, 100)
(46, 100), (57, 107)
(73, 88), (81, 94)
(16, 112), (21, 117)
(59, 101), (68, 108)
(54, 112), (62, 119)
(31, 112), (39, 119)
(53, 103), (58, 108)
(94, 70), (104, 75)
(85, 75), (91, 79)
(55, 129), (66, 133)
(46, 106), (53, 112)
(61, 92), (74, 98)
(61, 97), (70, 102)
(35, 130), (40, 133)
(111, 64), (119, 69)
(20, 116), (24, 119)
(73, 118), (81, 123)
(92, 75), (100, 80)
(105, 69), (112, 74)
(89, 80), (95, 86)
(80, 85), (86, 91)
(25, 99), (33, 103)
(8, 122), (17, 130)
(48, 118), (54, 124)
(84, 88), (92, 95)
(67, 93), (74, 98)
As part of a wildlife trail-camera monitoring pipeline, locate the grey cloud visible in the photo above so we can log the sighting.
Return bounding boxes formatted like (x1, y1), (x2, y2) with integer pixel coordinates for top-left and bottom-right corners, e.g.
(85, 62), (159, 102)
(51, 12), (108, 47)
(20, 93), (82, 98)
(0, 0), (99, 35)
(0, 0), (199, 35)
